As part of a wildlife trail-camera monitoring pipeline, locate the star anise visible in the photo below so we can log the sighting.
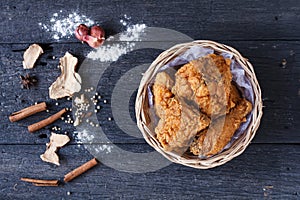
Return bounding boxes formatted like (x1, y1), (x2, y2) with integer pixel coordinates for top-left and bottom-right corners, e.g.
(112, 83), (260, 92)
(20, 74), (37, 89)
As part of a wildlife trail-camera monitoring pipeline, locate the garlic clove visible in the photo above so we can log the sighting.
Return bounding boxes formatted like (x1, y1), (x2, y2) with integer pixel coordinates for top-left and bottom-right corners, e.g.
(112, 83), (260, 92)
(90, 25), (105, 41)
(83, 35), (105, 48)
(75, 24), (90, 41)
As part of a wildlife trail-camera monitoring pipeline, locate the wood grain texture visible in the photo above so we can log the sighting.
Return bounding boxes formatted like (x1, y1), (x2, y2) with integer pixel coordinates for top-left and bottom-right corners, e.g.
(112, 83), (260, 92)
(0, 0), (300, 199)
(0, 41), (299, 144)
(0, 144), (300, 199)
(0, 0), (300, 43)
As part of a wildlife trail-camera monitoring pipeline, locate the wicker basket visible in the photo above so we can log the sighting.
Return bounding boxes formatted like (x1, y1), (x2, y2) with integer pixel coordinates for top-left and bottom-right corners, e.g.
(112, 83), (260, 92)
(135, 40), (263, 169)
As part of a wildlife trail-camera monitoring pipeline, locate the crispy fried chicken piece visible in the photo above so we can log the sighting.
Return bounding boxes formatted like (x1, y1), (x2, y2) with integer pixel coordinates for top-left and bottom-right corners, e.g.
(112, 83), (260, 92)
(172, 54), (233, 116)
(153, 72), (210, 152)
(228, 83), (242, 110)
(153, 72), (174, 118)
(189, 98), (252, 157)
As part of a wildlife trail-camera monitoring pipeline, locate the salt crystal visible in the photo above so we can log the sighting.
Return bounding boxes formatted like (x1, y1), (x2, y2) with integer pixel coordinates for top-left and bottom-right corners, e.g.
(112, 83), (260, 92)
(120, 24), (146, 41)
(87, 21), (146, 62)
(53, 34), (59, 40)
(39, 12), (94, 40)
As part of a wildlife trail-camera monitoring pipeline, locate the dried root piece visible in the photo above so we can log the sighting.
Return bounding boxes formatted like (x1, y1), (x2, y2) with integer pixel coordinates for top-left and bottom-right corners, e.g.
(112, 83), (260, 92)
(40, 133), (70, 166)
(23, 44), (43, 69)
(49, 52), (82, 99)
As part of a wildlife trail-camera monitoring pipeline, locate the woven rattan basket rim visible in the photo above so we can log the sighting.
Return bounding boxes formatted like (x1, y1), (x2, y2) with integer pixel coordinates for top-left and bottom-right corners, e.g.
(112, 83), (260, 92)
(135, 40), (263, 169)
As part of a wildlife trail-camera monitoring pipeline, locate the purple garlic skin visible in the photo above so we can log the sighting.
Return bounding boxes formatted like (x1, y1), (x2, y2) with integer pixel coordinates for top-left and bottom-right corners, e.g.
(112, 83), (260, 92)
(75, 24), (89, 41)
(90, 25), (105, 41)
(75, 24), (105, 48)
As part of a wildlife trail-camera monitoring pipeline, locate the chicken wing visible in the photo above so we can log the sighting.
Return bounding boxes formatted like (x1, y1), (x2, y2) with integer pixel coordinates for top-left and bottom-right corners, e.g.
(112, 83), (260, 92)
(172, 54), (233, 116)
(152, 72), (210, 153)
(189, 98), (252, 157)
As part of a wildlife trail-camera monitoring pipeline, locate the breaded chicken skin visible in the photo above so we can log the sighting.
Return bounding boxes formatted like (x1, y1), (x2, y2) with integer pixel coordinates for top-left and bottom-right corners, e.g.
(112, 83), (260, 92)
(190, 98), (252, 157)
(172, 54), (233, 116)
(153, 72), (210, 153)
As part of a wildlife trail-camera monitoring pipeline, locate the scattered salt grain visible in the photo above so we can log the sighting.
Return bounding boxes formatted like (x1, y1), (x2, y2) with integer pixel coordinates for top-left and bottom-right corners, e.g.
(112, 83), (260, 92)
(95, 144), (112, 154)
(120, 19), (127, 26)
(119, 24), (146, 41)
(75, 129), (95, 143)
(39, 12), (94, 40)
(87, 16), (146, 62)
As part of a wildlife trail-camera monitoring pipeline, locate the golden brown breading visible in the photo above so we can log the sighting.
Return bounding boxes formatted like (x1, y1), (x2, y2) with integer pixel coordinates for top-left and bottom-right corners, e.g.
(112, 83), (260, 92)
(172, 54), (232, 116)
(153, 72), (210, 153)
(228, 83), (242, 110)
(152, 72), (174, 118)
(152, 55), (252, 157)
(189, 98), (252, 157)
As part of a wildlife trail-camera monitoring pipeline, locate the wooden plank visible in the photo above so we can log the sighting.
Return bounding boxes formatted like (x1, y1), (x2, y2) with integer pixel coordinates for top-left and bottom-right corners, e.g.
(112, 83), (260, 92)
(0, 0), (300, 43)
(0, 41), (299, 144)
(0, 144), (299, 199)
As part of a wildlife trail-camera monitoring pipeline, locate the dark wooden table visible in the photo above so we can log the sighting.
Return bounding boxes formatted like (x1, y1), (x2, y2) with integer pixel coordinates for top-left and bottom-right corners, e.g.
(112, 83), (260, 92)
(1, 0), (299, 199)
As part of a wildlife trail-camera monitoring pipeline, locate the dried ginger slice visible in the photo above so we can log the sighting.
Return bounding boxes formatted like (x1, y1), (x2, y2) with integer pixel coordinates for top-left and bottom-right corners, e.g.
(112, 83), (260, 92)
(40, 133), (70, 166)
(23, 44), (44, 69)
(49, 52), (82, 99)
(40, 145), (60, 166)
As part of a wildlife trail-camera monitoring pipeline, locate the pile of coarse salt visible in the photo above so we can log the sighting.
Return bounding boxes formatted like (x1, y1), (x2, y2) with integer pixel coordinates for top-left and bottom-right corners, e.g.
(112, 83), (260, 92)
(87, 17), (146, 62)
(40, 13), (146, 151)
(39, 11), (94, 40)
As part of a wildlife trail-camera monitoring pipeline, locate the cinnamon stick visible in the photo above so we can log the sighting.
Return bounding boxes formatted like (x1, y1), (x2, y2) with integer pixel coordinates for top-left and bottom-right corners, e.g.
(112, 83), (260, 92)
(9, 102), (47, 122)
(33, 183), (59, 187)
(64, 158), (98, 182)
(21, 177), (59, 186)
(28, 108), (67, 133)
